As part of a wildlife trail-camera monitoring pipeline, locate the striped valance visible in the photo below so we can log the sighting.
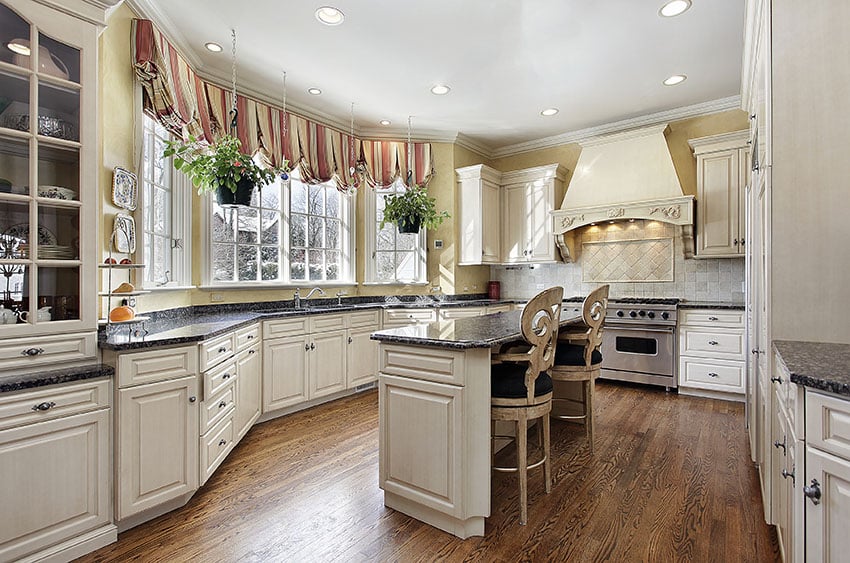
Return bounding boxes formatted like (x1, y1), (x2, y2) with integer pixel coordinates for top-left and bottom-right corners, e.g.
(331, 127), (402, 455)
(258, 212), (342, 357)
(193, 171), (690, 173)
(132, 19), (433, 191)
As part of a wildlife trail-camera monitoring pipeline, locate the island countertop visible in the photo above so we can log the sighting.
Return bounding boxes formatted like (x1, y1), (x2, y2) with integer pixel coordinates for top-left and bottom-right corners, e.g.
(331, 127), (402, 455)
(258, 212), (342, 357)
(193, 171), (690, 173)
(371, 309), (583, 350)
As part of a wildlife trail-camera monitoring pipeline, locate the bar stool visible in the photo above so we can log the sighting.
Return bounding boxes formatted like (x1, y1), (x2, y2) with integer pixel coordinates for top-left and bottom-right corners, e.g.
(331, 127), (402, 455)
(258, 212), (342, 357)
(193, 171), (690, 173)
(490, 286), (563, 525)
(549, 284), (609, 450)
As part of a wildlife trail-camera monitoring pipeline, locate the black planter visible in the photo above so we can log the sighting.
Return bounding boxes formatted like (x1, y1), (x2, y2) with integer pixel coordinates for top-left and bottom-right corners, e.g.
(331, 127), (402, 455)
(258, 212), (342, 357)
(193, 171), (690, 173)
(397, 217), (422, 234)
(216, 177), (255, 207)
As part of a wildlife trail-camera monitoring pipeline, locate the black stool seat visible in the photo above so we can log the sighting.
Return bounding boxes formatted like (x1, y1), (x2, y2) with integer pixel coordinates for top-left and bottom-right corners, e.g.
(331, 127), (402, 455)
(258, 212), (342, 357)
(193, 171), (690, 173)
(555, 342), (602, 366)
(492, 363), (553, 399)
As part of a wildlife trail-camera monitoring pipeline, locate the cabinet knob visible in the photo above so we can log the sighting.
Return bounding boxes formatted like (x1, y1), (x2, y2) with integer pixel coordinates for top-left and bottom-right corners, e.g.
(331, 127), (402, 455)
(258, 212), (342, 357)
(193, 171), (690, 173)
(222, 373), (231, 380)
(740, 239), (745, 246)
(31, 401), (56, 411)
(310, 343), (315, 350)
(348, 336), (353, 344)
(708, 340), (719, 346)
(189, 396), (197, 403)
(248, 349), (255, 355)
(708, 372), (719, 378)
(803, 479), (822, 505)
(708, 316), (719, 321)
(771, 376), (783, 384)
(218, 439), (227, 447)
(247, 335), (254, 340)
(21, 347), (45, 356)
(305, 343), (310, 351)
(752, 348), (763, 355)
(781, 468), (794, 481)
(219, 401), (227, 409)
(733, 239), (739, 245)
(773, 439), (786, 453)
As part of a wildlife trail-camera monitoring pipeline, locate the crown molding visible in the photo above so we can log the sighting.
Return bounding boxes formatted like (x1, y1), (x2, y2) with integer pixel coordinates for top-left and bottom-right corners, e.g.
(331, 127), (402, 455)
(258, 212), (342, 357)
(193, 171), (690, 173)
(453, 133), (494, 159)
(34, 0), (124, 26)
(490, 95), (742, 159)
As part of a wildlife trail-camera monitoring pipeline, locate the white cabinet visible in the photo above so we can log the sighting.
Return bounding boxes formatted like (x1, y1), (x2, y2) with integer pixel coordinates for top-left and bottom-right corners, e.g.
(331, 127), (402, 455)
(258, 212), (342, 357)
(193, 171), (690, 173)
(689, 131), (750, 258)
(383, 308), (437, 329)
(262, 334), (309, 411)
(439, 307), (486, 320)
(501, 164), (566, 263)
(234, 344), (261, 440)
(456, 164), (502, 265)
(116, 373), (199, 520)
(0, 379), (113, 562)
(347, 309), (381, 389)
(309, 329), (347, 399)
(677, 308), (746, 398)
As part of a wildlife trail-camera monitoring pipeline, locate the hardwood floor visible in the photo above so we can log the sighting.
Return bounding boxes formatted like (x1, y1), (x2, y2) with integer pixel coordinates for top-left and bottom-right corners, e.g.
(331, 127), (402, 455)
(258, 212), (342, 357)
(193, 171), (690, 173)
(78, 381), (779, 562)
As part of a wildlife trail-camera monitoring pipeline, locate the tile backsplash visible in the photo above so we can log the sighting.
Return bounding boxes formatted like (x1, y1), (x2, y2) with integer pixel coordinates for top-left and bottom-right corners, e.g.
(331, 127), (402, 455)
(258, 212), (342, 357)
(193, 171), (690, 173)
(492, 220), (744, 302)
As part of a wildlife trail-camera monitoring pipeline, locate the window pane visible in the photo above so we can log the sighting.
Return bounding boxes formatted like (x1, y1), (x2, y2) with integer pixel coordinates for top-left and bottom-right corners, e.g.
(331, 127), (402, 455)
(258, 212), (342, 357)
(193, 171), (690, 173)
(291, 183), (307, 214)
(308, 185), (324, 215)
(261, 210), (280, 245)
(290, 214), (306, 247)
(260, 246), (279, 281)
(326, 219), (340, 249)
(153, 236), (168, 282)
(377, 224), (395, 251)
(212, 209), (235, 243)
(261, 181), (281, 210)
(308, 249), (323, 281)
(237, 245), (258, 281)
(326, 250), (340, 280)
(153, 188), (166, 233)
(237, 208), (258, 244)
(308, 216), (324, 248)
(290, 248), (305, 280)
(213, 244), (234, 281)
(397, 251), (417, 280)
(326, 188), (339, 217)
(376, 252), (394, 281)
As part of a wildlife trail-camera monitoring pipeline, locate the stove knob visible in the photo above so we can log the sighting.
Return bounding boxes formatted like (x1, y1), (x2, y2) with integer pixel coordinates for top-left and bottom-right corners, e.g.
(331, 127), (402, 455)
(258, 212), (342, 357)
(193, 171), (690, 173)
(647, 311), (656, 319)
(629, 311), (637, 318)
(616, 310), (624, 317)
(661, 311), (670, 320)
(638, 310), (646, 317)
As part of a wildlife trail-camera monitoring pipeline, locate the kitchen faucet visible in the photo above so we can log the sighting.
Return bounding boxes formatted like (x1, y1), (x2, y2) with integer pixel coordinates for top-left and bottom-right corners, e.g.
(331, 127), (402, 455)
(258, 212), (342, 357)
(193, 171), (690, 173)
(293, 287), (325, 309)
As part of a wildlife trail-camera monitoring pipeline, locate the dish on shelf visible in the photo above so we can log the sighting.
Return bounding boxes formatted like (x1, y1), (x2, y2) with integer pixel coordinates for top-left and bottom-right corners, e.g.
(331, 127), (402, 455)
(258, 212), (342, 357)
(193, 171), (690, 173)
(2, 224), (58, 245)
(112, 167), (137, 210)
(38, 185), (78, 200)
(1, 114), (78, 141)
(37, 244), (75, 259)
(113, 213), (136, 253)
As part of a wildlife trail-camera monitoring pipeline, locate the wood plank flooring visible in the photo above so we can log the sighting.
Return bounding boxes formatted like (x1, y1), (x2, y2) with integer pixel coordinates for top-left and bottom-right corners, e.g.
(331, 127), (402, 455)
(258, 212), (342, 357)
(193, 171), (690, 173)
(78, 381), (780, 562)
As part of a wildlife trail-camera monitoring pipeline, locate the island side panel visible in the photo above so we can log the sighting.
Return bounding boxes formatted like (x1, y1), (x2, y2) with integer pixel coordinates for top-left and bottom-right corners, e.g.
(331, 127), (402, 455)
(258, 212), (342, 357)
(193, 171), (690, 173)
(377, 343), (491, 539)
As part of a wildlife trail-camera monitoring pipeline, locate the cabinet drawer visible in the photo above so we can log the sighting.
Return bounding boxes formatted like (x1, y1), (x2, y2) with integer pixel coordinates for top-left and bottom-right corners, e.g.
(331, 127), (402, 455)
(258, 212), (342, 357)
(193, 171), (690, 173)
(439, 307), (484, 320)
(117, 345), (198, 388)
(679, 327), (745, 359)
(487, 304), (513, 314)
(200, 383), (235, 435)
(309, 313), (347, 333)
(679, 356), (745, 392)
(235, 323), (260, 352)
(203, 357), (237, 400)
(200, 332), (236, 372)
(0, 378), (110, 431)
(679, 309), (744, 327)
(383, 309), (436, 325)
(264, 317), (309, 339)
(0, 332), (96, 371)
(199, 412), (234, 485)
(806, 391), (850, 460)
(380, 344), (465, 386)
(349, 309), (381, 329)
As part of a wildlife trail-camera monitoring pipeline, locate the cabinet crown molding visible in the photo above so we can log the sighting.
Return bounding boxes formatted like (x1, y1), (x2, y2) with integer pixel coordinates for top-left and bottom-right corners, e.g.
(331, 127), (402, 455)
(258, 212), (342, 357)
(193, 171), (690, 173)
(688, 130), (750, 155)
(455, 164), (502, 183)
(501, 163), (567, 185)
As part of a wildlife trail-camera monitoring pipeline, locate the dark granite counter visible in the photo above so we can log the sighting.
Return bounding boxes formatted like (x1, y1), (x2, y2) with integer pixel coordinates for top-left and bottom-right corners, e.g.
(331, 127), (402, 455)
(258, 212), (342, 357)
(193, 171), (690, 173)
(99, 298), (515, 351)
(678, 301), (745, 310)
(0, 364), (114, 394)
(774, 340), (850, 397)
(371, 309), (582, 350)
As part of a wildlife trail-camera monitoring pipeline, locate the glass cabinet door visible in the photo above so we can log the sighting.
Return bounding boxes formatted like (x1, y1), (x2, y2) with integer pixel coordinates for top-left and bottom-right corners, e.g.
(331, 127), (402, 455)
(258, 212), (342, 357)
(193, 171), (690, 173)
(0, 2), (85, 329)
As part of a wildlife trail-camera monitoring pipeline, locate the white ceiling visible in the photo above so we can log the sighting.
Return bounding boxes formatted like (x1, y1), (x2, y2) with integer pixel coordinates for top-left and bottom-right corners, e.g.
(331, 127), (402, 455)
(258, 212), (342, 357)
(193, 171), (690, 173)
(131, 0), (745, 155)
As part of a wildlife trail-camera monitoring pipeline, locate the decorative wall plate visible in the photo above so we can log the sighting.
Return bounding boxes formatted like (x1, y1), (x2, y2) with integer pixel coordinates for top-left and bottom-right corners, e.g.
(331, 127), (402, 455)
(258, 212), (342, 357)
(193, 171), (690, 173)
(112, 167), (138, 211)
(113, 213), (136, 253)
(3, 224), (58, 245)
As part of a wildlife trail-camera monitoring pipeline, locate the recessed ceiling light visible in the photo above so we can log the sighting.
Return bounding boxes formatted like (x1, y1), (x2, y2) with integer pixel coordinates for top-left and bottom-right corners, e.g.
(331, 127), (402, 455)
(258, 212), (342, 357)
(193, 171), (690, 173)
(430, 85), (450, 95)
(7, 39), (30, 56)
(659, 0), (692, 17)
(204, 42), (222, 53)
(540, 108), (559, 116)
(315, 6), (345, 25)
(379, 119), (391, 126)
(663, 74), (687, 86)
(308, 87), (322, 95)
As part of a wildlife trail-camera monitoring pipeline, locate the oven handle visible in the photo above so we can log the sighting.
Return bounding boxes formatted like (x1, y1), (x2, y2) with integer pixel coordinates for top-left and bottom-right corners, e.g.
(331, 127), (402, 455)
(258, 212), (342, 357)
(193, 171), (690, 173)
(604, 325), (675, 333)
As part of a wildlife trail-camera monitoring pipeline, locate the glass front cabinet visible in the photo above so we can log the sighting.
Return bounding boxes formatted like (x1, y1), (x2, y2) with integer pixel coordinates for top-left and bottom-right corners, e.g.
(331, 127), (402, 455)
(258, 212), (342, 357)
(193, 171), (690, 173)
(0, 0), (101, 370)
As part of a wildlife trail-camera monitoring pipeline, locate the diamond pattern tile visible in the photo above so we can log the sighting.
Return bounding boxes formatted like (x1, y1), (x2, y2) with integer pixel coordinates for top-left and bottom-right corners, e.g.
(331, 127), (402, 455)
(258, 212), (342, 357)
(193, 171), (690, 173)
(582, 238), (674, 282)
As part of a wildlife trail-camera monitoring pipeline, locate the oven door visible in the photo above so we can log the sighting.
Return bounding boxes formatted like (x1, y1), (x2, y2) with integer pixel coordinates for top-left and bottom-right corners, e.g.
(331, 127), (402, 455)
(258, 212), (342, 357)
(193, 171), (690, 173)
(600, 324), (675, 381)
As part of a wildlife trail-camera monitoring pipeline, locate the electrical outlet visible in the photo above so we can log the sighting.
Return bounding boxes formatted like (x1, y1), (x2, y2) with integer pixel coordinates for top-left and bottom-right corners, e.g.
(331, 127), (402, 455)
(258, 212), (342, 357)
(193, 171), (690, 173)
(210, 293), (224, 302)
(434, 239), (443, 249)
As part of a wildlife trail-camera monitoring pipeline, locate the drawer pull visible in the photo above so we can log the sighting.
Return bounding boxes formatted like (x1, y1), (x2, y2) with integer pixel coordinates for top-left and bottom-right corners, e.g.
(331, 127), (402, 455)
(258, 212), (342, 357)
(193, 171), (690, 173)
(218, 439), (227, 447)
(708, 372), (719, 378)
(774, 438), (786, 453)
(708, 340), (719, 346)
(219, 401), (227, 409)
(247, 335), (254, 340)
(803, 479), (822, 505)
(218, 346), (228, 353)
(708, 316), (719, 321)
(248, 349), (255, 355)
(222, 373), (231, 380)
(348, 336), (353, 344)
(310, 343), (315, 350)
(31, 401), (56, 411)
(21, 347), (45, 356)
(189, 396), (197, 403)
(781, 468), (794, 481)
(771, 376), (783, 384)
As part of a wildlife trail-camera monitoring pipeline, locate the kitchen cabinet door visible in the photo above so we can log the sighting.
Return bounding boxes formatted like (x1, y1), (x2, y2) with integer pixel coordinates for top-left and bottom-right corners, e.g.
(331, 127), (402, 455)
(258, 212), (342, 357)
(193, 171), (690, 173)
(234, 344), (261, 440)
(501, 184), (527, 263)
(456, 165), (502, 265)
(347, 325), (379, 389)
(309, 329), (347, 399)
(805, 446), (850, 563)
(117, 375), (199, 520)
(526, 181), (557, 262)
(697, 149), (741, 257)
(262, 335), (309, 412)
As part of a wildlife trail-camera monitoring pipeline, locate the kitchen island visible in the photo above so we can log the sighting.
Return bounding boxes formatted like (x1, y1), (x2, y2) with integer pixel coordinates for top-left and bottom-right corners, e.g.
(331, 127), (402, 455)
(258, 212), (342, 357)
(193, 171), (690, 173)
(371, 308), (582, 538)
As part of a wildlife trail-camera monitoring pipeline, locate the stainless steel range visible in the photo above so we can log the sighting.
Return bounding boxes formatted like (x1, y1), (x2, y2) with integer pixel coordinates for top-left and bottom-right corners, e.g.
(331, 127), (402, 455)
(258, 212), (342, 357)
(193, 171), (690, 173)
(598, 298), (679, 390)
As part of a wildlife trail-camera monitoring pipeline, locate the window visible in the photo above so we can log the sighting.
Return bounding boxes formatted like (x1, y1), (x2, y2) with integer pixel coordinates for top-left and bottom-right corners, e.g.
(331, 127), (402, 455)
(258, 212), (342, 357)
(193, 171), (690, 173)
(139, 114), (191, 288)
(207, 169), (353, 285)
(366, 180), (427, 284)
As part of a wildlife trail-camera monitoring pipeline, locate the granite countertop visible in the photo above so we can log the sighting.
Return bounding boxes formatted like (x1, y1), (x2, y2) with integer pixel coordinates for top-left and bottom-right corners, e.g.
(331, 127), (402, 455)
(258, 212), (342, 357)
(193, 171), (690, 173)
(370, 310), (583, 350)
(99, 298), (512, 351)
(773, 341), (850, 397)
(678, 301), (745, 310)
(0, 364), (114, 394)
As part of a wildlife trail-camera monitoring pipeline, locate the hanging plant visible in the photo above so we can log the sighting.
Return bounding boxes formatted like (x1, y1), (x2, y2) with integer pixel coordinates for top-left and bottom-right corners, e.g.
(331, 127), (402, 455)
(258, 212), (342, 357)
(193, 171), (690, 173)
(380, 184), (450, 233)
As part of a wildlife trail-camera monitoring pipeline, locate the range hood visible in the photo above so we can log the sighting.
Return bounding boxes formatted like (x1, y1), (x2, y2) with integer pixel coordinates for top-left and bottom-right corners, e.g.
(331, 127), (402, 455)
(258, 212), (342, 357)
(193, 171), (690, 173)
(551, 124), (694, 261)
